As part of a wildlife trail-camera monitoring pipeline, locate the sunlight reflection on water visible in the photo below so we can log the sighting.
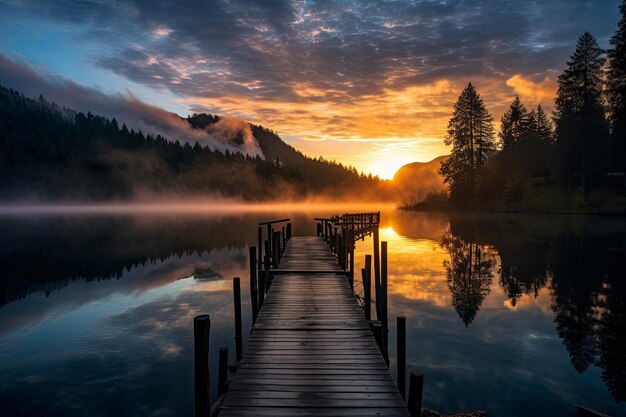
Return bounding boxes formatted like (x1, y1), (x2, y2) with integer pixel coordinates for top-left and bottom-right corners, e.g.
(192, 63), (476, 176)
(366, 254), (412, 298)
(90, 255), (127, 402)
(0, 208), (624, 416)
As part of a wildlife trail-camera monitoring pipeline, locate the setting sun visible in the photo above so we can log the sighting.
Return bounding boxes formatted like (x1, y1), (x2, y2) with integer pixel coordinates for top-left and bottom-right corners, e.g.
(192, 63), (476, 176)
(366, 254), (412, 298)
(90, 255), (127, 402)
(369, 154), (415, 180)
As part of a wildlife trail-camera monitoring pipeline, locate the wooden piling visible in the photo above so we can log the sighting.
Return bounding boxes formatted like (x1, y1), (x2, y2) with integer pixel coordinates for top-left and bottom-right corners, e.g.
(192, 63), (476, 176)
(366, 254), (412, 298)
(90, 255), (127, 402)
(373, 226), (381, 320)
(193, 314), (210, 417)
(272, 231), (280, 267)
(217, 346), (229, 398)
(266, 224), (272, 261)
(282, 226), (286, 249)
(382, 241), (389, 354)
(349, 227), (355, 290)
(257, 227), (263, 273)
(364, 254), (372, 320)
(397, 315), (406, 399)
(233, 277), (243, 362)
(264, 240), (270, 273)
(317, 222), (322, 237)
(258, 270), (266, 307)
(286, 222), (291, 239)
(249, 247), (258, 321)
(407, 372), (424, 417)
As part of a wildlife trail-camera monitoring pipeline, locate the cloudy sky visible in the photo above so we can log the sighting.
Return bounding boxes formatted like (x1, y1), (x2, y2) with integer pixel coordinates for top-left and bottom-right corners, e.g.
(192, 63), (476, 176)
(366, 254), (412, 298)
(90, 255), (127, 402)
(0, 0), (623, 178)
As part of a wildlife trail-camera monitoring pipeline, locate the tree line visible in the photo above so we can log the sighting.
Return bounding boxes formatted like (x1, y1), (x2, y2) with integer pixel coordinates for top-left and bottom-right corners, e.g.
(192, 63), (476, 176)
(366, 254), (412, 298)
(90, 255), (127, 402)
(438, 1), (626, 210)
(0, 85), (386, 201)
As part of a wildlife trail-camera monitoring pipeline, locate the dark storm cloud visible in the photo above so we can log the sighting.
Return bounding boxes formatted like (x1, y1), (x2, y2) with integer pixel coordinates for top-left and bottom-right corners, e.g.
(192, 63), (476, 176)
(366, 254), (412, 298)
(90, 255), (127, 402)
(3, 0), (622, 102)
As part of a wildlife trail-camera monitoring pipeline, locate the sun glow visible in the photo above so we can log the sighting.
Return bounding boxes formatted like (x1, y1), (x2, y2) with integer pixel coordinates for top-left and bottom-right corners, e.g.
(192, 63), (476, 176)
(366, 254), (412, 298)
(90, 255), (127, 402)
(369, 155), (415, 180)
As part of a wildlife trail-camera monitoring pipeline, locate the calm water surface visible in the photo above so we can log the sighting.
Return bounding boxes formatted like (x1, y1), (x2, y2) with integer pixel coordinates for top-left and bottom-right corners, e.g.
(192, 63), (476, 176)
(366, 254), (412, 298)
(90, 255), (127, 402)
(0, 207), (624, 416)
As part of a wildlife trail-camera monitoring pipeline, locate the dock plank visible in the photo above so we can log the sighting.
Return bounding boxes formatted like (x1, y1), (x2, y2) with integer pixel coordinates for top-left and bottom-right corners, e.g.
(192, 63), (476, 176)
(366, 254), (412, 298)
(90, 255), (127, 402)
(219, 235), (408, 417)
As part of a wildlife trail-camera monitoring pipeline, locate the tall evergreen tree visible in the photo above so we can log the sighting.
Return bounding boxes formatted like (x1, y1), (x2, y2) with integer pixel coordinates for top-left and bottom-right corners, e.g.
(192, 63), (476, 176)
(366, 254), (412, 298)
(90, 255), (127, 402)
(499, 96), (531, 150)
(439, 83), (496, 201)
(553, 32), (609, 196)
(606, 0), (626, 188)
(533, 105), (554, 144)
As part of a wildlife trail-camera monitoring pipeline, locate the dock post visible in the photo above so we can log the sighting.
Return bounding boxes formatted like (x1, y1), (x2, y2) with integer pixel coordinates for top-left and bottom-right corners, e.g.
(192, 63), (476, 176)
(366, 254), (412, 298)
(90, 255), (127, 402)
(349, 227), (355, 290)
(194, 314), (210, 417)
(382, 241), (389, 356)
(217, 346), (229, 398)
(337, 233), (343, 266)
(397, 316), (406, 399)
(373, 226), (381, 320)
(257, 227), (263, 274)
(408, 372), (424, 417)
(282, 226), (286, 249)
(259, 271), (266, 307)
(233, 277), (243, 362)
(272, 231), (280, 267)
(249, 247), (258, 322)
(287, 222), (292, 240)
(364, 254), (372, 320)
(266, 224), (272, 262)
(317, 222), (322, 237)
(264, 240), (270, 274)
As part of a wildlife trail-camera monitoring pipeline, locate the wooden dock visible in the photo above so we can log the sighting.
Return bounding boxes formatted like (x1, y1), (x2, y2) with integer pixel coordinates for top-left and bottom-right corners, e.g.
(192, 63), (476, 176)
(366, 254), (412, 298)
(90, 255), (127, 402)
(218, 235), (410, 417)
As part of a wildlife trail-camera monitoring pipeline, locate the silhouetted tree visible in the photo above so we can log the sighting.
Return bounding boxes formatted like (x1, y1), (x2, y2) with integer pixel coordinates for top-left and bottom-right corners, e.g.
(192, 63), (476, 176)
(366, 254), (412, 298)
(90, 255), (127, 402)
(606, 0), (626, 188)
(532, 105), (554, 145)
(439, 83), (496, 202)
(500, 96), (531, 150)
(553, 32), (610, 196)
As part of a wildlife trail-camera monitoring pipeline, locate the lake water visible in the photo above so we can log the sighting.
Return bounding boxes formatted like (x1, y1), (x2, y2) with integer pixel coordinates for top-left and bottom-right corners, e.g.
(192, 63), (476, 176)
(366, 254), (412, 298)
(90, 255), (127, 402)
(0, 206), (624, 416)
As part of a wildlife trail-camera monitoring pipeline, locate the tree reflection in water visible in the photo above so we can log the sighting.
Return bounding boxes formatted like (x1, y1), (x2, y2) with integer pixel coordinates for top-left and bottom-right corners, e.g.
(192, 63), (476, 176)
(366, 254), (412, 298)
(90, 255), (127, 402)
(440, 231), (496, 327)
(440, 214), (626, 403)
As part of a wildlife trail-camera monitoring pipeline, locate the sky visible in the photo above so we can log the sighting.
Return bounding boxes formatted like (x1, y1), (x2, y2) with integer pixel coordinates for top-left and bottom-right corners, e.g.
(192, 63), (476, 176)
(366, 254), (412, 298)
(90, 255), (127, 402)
(0, 0), (623, 179)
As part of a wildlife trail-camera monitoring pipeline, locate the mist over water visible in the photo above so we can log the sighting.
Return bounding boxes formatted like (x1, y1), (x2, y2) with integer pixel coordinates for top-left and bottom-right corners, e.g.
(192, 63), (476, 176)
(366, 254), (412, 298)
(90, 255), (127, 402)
(0, 206), (624, 416)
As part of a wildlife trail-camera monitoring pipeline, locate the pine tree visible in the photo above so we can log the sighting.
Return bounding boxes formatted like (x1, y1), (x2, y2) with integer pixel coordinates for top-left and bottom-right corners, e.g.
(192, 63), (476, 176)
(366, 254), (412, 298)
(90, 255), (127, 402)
(606, 0), (626, 187)
(499, 96), (531, 150)
(439, 83), (496, 201)
(534, 105), (553, 144)
(553, 32), (609, 196)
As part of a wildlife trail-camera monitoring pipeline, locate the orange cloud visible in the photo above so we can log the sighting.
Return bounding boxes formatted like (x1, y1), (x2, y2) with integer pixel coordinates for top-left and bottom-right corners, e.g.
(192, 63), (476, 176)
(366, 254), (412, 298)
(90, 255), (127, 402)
(505, 74), (558, 104)
(185, 80), (461, 178)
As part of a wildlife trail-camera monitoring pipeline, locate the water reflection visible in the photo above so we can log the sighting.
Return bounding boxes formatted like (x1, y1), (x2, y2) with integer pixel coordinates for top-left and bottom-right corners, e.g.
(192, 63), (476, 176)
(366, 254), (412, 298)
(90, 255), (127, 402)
(440, 232), (496, 327)
(0, 209), (624, 416)
(448, 214), (625, 404)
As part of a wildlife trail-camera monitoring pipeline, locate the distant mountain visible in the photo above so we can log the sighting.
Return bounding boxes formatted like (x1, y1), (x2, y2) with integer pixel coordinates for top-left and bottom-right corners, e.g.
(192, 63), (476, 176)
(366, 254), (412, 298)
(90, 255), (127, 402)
(0, 85), (389, 201)
(392, 156), (448, 203)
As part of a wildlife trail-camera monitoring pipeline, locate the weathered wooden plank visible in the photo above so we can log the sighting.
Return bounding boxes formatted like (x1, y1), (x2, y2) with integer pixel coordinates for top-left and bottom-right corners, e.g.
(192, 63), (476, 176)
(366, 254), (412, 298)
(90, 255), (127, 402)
(229, 379), (396, 386)
(219, 234), (409, 417)
(229, 384), (401, 393)
(222, 398), (406, 408)
(219, 407), (411, 416)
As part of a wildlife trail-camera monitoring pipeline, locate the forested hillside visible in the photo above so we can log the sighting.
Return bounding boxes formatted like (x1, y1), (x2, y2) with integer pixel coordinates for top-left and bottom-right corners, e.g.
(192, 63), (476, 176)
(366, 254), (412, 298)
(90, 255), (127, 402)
(0, 86), (387, 201)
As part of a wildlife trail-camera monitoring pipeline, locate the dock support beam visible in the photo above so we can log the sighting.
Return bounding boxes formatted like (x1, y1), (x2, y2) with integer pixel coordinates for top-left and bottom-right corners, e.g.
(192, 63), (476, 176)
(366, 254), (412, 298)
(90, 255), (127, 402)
(233, 277), (243, 362)
(397, 315), (406, 399)
(363, 254), (372, 321)
(408, 372), (424, 417)
(373, 226), (381, 319)
(381, 241), (389, 356)
(194, 314), (210, 417)
(249, 247), (258, 322)
(217, 346), (229, 398)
